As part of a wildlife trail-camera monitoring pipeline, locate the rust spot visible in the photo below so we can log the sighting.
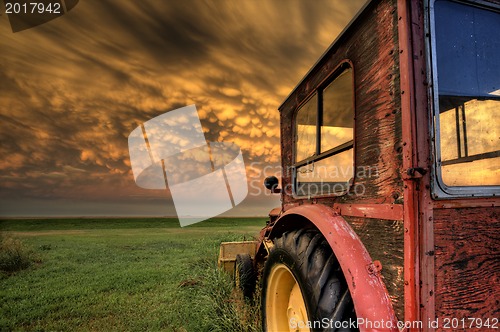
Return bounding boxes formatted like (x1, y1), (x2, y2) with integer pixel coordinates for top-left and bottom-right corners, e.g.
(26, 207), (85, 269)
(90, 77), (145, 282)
(454, 259), (468, 270)
(348, 268), (356, 289)
(366, 261), (382, 275)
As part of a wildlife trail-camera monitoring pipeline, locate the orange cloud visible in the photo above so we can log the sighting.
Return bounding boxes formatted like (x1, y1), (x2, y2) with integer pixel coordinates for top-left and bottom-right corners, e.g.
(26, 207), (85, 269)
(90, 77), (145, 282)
(0, 0), (365, 216)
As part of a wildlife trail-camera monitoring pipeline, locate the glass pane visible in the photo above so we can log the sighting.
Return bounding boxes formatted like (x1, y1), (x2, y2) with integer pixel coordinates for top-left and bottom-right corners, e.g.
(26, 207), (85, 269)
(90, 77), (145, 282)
(439, 108), (459, 161)
(322, 68), (354, 152)
(435, 1), (500, 187)
(435, 0), (500, 98)
(296, 94), (317, 162)
(296, 149), (353, 196)
(442, 158), (500, 186)
(439, 99), (500, 186)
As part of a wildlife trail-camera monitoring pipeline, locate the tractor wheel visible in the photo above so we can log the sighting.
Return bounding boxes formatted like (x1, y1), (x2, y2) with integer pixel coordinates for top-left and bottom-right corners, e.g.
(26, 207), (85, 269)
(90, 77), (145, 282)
(234, 253), (256, 300)
(261, 229), (357, 332)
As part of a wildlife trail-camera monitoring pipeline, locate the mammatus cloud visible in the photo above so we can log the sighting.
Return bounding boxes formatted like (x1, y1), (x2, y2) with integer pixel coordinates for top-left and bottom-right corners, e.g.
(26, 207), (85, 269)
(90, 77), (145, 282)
(0, 0), (365, 217)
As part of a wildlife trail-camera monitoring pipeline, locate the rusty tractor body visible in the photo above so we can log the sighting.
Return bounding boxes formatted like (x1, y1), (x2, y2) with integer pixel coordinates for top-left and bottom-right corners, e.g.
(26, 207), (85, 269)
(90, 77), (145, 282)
(221, 0), (499, 330)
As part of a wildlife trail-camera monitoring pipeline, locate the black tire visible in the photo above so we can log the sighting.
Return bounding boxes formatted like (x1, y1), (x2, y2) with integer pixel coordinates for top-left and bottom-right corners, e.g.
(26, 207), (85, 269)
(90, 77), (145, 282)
(261, 228), (357, 332)
(234, 253), (256, 300)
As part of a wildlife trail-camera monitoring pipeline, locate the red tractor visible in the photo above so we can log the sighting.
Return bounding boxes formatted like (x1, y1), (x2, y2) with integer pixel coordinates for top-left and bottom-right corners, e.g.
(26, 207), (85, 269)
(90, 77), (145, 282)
(220, 0), (499, 330)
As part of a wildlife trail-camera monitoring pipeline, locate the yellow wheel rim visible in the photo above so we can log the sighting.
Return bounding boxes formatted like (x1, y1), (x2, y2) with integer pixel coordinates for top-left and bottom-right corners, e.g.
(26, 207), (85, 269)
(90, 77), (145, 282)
(266, 263), (310, 332)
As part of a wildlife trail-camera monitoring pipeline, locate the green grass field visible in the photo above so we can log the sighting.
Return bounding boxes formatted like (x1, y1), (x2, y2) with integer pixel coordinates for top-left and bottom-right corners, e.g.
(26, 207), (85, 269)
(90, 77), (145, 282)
(0, 217), (265, 331)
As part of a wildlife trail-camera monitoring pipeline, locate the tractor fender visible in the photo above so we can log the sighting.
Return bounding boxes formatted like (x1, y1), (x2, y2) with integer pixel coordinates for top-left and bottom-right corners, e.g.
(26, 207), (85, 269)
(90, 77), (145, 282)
(268, 204), (398, 332)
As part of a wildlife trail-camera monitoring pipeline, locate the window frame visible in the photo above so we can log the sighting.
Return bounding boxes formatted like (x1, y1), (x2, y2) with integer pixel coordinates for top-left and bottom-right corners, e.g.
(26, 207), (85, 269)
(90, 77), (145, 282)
(292, 61), (355, 198)
(427, 0), (500, 198)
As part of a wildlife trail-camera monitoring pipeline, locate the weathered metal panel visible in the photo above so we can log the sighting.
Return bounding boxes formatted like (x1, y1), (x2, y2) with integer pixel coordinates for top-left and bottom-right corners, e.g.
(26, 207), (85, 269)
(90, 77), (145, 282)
(279, 0), (402, 209)
(402, 0), (441, 325)
(333, 203), (403, 221)
(344, 216), (405, 321)
(218, 241), (257, 276)
(434, 207), (500, 328)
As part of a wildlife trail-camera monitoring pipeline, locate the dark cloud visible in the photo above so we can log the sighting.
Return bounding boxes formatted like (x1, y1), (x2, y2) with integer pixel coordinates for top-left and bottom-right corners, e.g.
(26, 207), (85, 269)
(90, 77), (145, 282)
(0, 0), (365, 216)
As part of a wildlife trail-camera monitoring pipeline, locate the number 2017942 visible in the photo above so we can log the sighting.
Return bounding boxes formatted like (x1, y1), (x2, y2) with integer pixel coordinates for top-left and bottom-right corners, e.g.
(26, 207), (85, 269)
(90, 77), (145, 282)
(5, 2), (61, 14)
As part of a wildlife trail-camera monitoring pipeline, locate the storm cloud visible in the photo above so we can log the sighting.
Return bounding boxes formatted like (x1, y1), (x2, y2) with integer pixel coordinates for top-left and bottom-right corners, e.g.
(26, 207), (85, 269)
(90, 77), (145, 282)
(0, 0), (365, 217)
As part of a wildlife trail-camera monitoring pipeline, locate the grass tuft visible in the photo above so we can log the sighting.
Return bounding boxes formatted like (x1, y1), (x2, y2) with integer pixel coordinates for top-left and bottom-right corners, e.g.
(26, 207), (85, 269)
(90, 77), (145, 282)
(0, 234), (37, 274)
(198, 263), (261, 332)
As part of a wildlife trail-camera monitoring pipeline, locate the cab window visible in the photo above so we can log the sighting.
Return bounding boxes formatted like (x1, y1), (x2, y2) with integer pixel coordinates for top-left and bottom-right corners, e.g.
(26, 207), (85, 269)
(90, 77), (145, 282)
(433, 0), (500, 190)
(294, 64), (354, 197)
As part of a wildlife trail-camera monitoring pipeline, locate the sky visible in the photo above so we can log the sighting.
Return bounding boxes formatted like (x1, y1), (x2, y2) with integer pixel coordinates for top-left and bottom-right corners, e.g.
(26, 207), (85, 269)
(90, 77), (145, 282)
(0, 0), (365, 218)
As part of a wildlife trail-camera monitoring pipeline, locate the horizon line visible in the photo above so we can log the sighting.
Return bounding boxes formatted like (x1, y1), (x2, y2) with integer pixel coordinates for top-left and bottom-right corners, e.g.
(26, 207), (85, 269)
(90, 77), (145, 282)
(0, 215), (268, 220)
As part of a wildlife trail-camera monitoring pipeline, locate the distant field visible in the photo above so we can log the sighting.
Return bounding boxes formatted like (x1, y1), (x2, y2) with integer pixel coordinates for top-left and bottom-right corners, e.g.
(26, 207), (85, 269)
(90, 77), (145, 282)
(0, 217), (265, 331)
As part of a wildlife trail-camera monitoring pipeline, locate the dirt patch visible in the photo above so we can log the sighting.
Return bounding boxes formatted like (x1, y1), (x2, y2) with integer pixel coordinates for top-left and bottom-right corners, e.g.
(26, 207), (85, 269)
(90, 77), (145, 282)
(4, 230), (88, 237)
